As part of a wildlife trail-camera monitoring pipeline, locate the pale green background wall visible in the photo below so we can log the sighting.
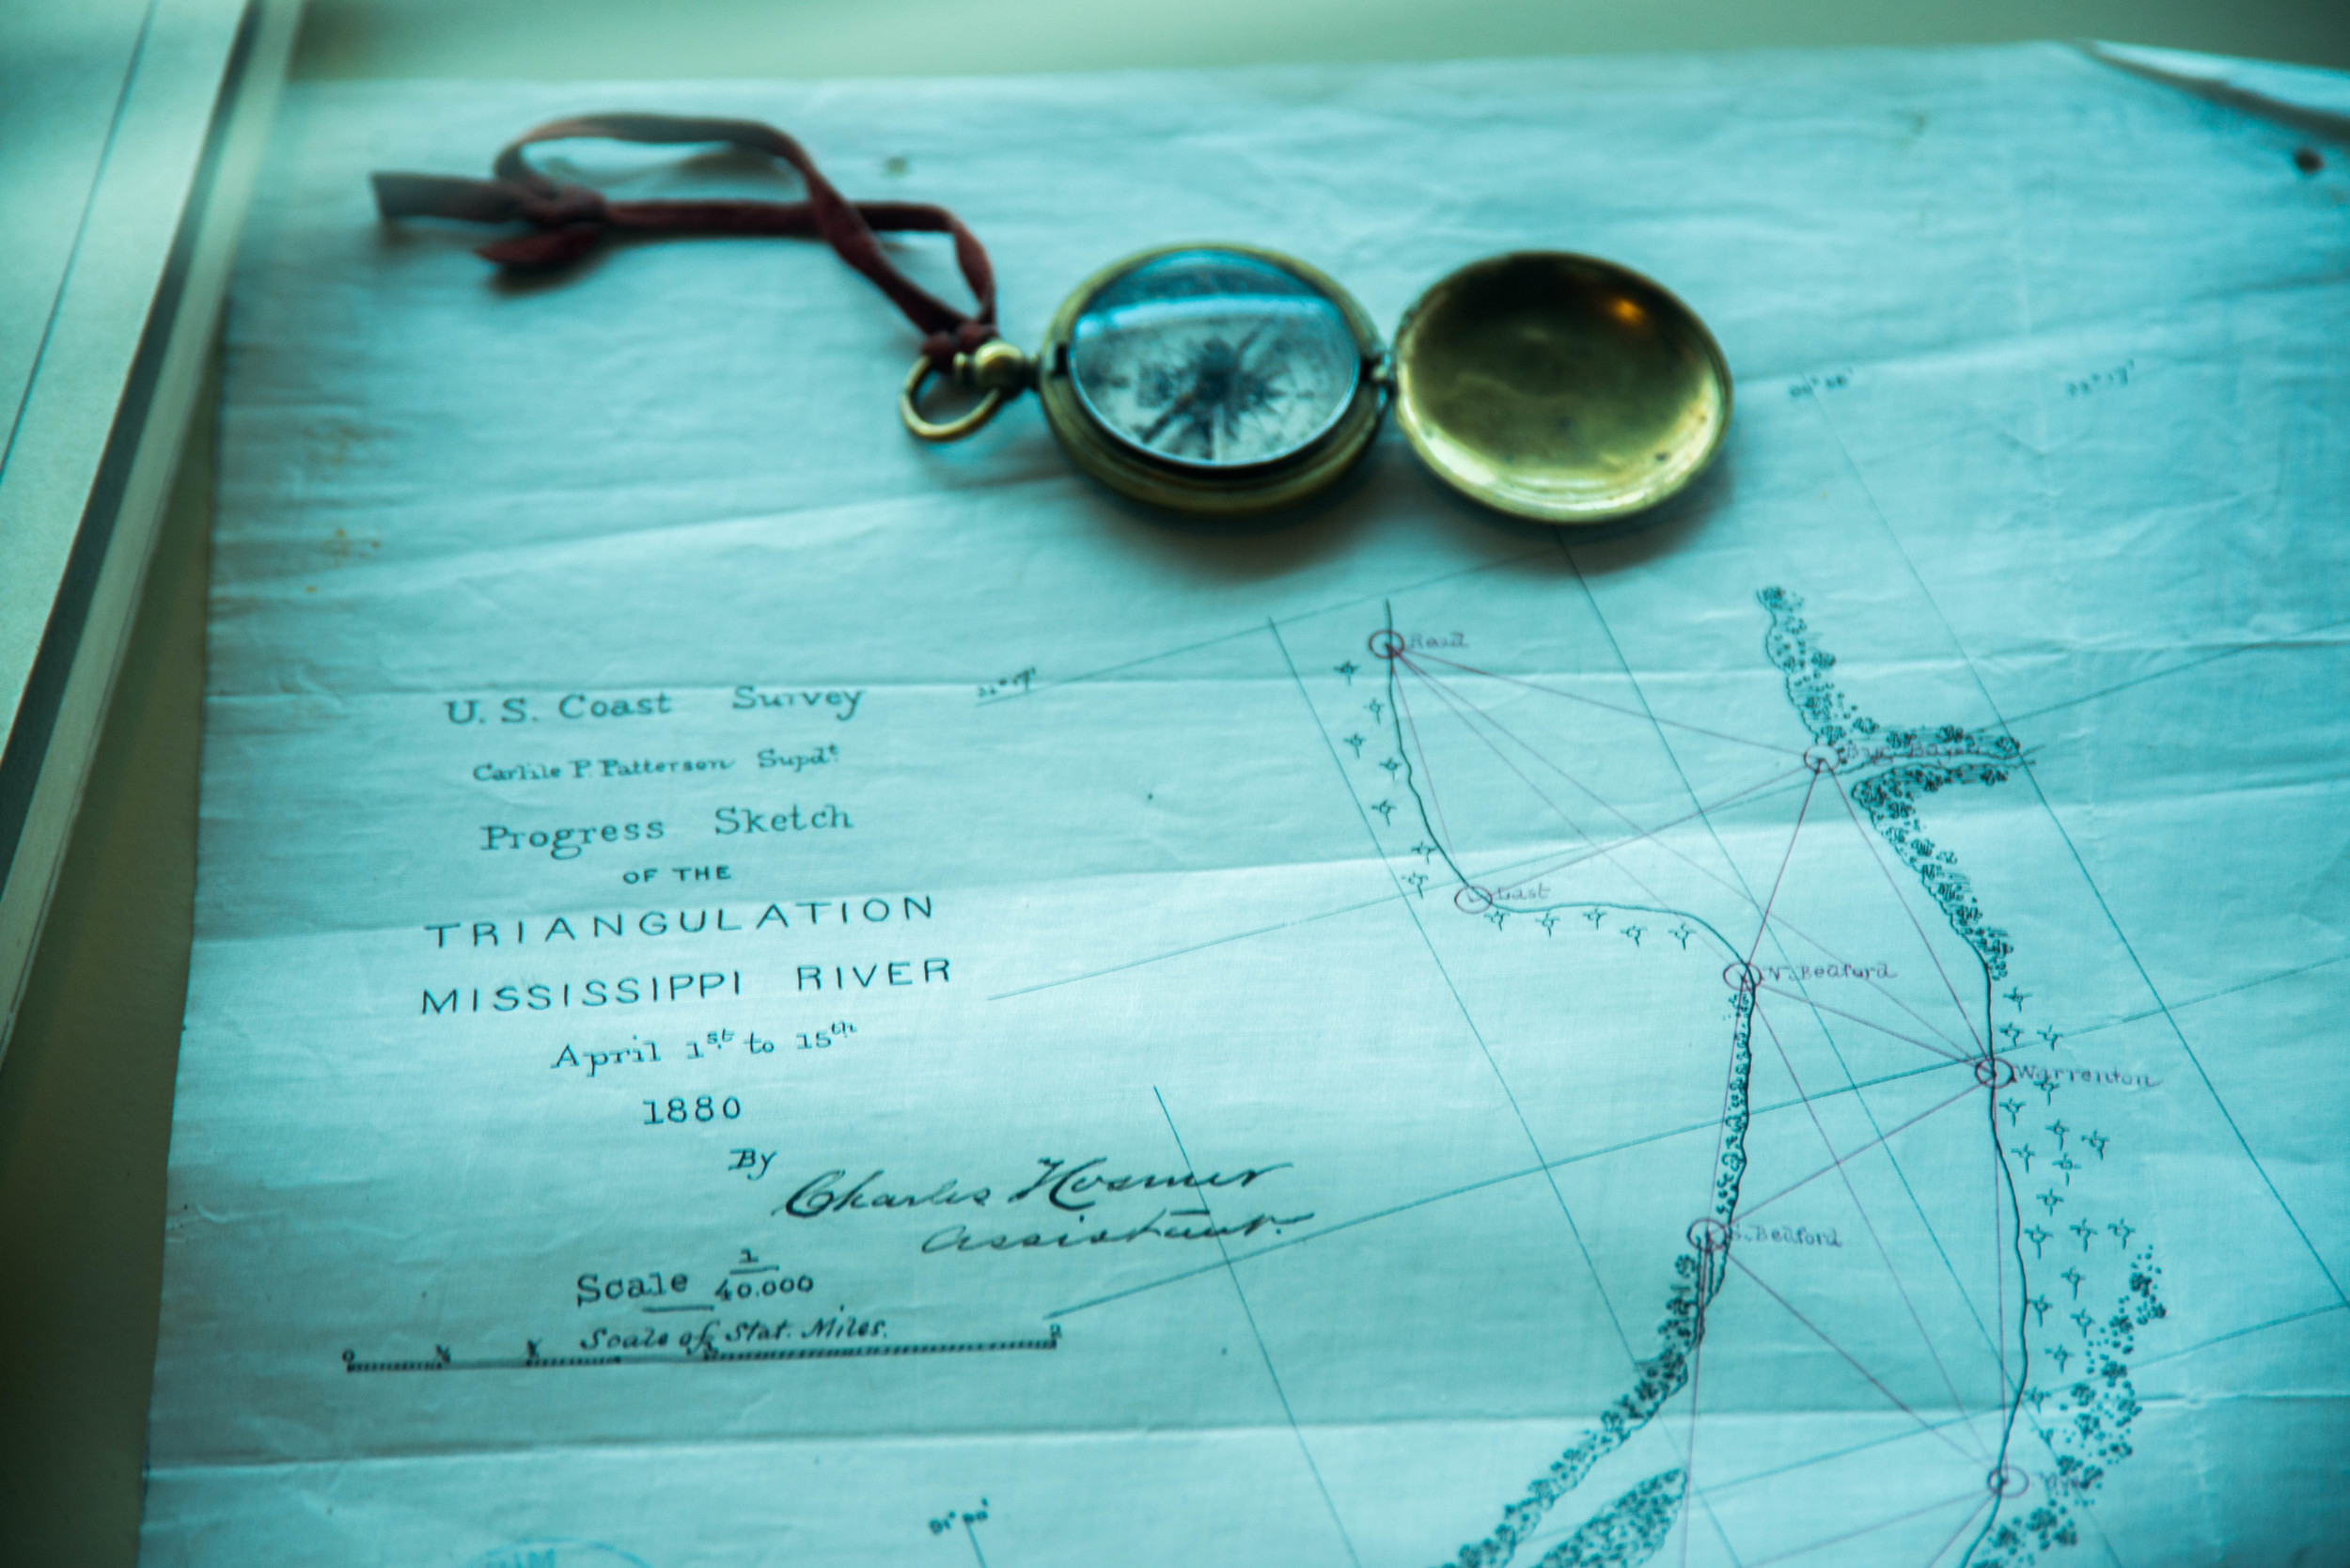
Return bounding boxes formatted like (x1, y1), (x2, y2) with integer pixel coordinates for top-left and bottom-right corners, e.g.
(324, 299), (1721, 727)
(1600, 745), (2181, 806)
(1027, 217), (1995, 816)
(3, 4), (2343, 1565)
(291, 0), (2349, 78)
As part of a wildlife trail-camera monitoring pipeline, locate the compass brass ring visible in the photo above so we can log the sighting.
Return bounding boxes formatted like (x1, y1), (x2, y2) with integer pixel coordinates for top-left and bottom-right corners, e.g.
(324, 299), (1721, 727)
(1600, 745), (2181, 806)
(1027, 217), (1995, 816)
(900, 354), (1010, 444)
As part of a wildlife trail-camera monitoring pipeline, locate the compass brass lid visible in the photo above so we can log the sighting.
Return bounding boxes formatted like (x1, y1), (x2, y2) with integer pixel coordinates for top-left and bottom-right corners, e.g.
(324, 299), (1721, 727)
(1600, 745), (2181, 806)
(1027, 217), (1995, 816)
(1391, 253), (1731, 525)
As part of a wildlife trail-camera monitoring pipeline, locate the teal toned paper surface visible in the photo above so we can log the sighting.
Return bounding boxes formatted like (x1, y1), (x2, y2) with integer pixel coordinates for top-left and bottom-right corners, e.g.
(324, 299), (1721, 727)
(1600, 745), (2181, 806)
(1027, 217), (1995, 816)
(146, 45), (2349, 1567)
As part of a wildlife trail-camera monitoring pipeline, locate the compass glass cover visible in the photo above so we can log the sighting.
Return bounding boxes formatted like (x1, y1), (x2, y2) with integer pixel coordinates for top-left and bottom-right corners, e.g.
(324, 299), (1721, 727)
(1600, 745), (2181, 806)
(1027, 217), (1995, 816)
(1067, 249), (1362, 470)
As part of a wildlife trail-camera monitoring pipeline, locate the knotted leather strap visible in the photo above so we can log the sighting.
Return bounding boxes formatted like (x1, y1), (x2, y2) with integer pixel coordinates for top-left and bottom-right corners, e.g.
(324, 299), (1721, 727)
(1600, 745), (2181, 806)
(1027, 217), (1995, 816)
(371, 113), (998, 366)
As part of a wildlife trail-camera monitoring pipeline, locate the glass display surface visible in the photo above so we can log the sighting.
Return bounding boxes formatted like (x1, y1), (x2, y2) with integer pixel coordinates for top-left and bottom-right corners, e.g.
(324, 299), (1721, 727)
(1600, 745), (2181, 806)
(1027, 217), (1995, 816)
(1067, 248), (1362, 469)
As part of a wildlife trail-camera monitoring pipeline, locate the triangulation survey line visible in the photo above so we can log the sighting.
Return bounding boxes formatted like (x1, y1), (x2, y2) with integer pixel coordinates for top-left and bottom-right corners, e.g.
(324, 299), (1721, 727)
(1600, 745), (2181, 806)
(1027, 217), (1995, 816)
(1396, 657), (1688, 927)
(1829, 767), (1984, 1050)
(1396, 654), (1610, 865)
(1507, 1442), (1749, 1568)
(1545, 545), (2022, 1516)
(988, 709), (1791, 1008)
(1744, 769), (1820, 969)
(1398, 657), (1760, 947)
(1402, 650), (1969, 1058)
(1921, 1493), (2000, 1568)
(1277, 616), (1641, 1367)
(974, 547), (1549, 705)
(1558, 553), (2013, 1433)
(1751, 912), (1974, 1058)
(1985, 968), (2013, 1424)
(1758, 1008), (1995, 1427)
(1754, 982), (1966, 1064)
(1371, 679), (1760, 1568)
(1700, 1407), (1983, 1495)
(981, 762), (1794, 1006)
(1682, 958), (1761, 1568)
(1153, 1088), (1362, 1568)
(1408, 647), (1805, 758)
(1684, 580), (2012, 1399)
(1694, 1488), (1753, 1568)
(984, 894), (1391, 1001)
(2063, 949), (2350, 1043)
(1388, 651), (1463, 860)
(1487, 764), (1808, 898)
(1728, 1254), (1980, 1464)
(1804, 394), (2349, 1335)
(1751, 1005), (1996, 1464)
(1402, 652), (1722, 895)
(1315, 639), (1786, 1568)
(1429, 639), (1965, 1053)
(1743, 1486), (1986, 1568)
(1376, 641), (1645, 1369)
(1382, 658), (1626, 888)
(2135, 1299), (2350, 1369)
(1775, 584), (2031, 1507)
(2001, 608), (2350, 728)
(1748, 941), (2011, 1386)
(1469, 761), (1809, 896)
(1557, 541), (1775, 905)
(1682, 1308), (1708, 1568)
(1047, 1055), (1974, 1322)
(1737, 1063), (1983, 1217)
(1794, 399), (2112, 1559)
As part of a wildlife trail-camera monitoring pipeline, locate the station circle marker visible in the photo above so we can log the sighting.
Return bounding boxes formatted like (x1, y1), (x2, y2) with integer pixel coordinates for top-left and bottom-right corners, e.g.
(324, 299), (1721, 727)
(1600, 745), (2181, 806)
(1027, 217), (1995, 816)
(1802, 745), (1839, 775)
(1722, 960), (1761, 993)
(1686, 1217), (1731, 1253)
(1986, 1465), (2029, 1498)
(1454, 885), (1495, 915)
(1973, 1056), (2018, 1089)
(1368, 629), (1405, 660)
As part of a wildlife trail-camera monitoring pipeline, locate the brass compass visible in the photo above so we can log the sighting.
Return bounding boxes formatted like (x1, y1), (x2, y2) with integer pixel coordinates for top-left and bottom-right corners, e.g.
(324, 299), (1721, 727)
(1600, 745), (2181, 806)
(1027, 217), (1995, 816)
(904, 243), (1731, 524)
(375, 115), (1730, 525)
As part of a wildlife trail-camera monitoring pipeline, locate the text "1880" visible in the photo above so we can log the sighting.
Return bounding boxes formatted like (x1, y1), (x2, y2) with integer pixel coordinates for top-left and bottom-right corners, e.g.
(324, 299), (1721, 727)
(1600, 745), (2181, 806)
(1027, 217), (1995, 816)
(644, 1095), (741, 1124)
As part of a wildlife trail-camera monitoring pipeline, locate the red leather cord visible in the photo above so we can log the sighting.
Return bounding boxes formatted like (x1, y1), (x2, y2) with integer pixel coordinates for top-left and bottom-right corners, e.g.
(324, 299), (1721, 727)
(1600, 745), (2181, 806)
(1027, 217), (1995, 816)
(370, 113), (997, 367)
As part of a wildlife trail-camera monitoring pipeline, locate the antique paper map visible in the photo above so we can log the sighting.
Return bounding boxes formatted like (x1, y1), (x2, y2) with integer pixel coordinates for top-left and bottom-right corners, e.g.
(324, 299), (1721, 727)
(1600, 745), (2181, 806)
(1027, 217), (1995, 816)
(144, 44), (2348, 1567)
